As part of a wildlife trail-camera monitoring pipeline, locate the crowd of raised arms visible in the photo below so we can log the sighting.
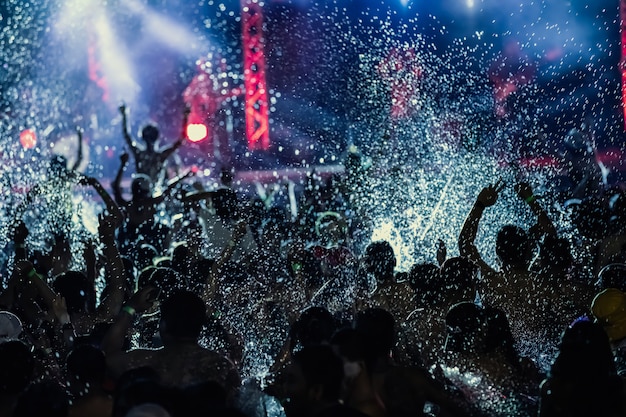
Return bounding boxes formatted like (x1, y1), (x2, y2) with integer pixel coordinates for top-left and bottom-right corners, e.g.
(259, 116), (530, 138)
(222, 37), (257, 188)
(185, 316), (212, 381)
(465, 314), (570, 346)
(0, 106), (625, 417)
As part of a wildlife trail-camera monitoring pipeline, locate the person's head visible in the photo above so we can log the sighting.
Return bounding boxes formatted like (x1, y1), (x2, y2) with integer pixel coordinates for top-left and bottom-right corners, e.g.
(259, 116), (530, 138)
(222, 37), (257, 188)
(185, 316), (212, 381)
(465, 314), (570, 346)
(591, 288), (626, 343)
(141, 124), (159, 144)
(48, 154), (71, 178)
(440, 257), (478, 301)
(569, 197), (611, 240)
(444, 302), (489, 354)
(550, 320), (616, 381)
(289, 307), (337, 353)
(282, 345), (345, 417)
(0, 340), (34, 396)
(407, 262), (442, 304)
(0, 311), (22, 343)
(147, 267), (182, 301)
(159, 290), (207, 342)
(212, 188), (239, 221)
(13, 380), (69, 417)
(354, 308), (396, 358)
(66, 344), (106, 383)
(495, 225), (532, 269)
(135, 244), (159, 271)
(362, 241), (396, 280)
(483, 306), (519, 367)
(53, 271), (96, 315)
(535, 235), (573, 275)
(596, 264), (626, 292)
(113, 368), (171, 417)
(131, 175), (152, 199)
(220, 166), (234, 188)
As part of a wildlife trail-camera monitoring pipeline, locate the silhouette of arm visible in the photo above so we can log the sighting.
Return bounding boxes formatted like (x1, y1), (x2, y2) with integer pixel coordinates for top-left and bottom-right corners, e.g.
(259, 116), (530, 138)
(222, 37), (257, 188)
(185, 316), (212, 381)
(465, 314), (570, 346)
(515, 182), (556, 238)
(102, 285), (157, 376)
(112, 152), (130, 206)
(79, 174), (124, 225)
(159, 106), (189, 162)
(458, 181), (504, 275)
(119, 104), (139, 158)
(70, 127), (84, 171)
(94, 212), (126, 321)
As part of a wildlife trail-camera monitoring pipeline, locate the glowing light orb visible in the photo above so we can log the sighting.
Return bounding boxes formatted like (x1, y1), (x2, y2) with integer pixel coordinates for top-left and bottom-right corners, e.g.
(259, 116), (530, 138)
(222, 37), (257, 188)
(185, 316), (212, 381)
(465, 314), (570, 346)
(19, 129), (37, 149)
(186, 123), (208, 142)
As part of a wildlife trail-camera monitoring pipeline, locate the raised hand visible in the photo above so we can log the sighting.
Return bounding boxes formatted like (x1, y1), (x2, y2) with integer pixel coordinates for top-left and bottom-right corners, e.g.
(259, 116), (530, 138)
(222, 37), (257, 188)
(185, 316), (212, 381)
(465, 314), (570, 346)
(120, 151), (130, 165)
(127, 285), (159, 315)
(514, 182), (534, 201)
(118, 103), (126, 115)
(477, 179), (505, 207)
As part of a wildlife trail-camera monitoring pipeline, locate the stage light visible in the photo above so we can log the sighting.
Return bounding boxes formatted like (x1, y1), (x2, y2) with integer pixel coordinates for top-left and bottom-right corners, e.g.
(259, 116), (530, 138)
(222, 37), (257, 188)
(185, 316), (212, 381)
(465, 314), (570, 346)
(186, 124), (208, 142)
(19, 129), (37, 149)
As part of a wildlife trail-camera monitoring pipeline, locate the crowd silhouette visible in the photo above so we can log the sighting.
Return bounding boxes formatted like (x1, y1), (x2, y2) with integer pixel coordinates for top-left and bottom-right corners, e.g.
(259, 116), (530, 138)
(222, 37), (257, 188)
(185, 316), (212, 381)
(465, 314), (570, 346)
(0, 105), (625, 417)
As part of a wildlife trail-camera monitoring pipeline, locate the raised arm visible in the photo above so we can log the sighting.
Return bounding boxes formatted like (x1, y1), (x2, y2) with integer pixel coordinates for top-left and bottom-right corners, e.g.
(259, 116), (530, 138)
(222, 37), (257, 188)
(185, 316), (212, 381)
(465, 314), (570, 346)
(514, 182), (557, 238)
(70, 127), (84, 171)
(159, 106), (190, 162)
(79, 174), (123, 225)
(458, 180), (504, 274)
(119, 104), (138, 156)
(112, 152), (130, 206)
(94, 212), (127, 321)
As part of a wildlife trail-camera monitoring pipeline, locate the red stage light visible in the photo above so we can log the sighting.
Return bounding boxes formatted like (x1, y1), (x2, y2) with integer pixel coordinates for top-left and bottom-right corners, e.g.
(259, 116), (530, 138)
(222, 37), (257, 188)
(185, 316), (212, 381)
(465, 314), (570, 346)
(186, 123), (208, 142)
(19, 129), (37, 149)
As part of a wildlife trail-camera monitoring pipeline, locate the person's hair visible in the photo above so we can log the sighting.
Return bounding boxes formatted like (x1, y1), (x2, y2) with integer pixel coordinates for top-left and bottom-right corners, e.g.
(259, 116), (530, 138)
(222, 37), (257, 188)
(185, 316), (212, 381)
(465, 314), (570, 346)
(354, 308), (396, 357)
(66, 344), (106, 383)
(407, 262), (440, 291)
(160, 290), (207, 339)
(113, 375), (172, 417)
(141, 124), (159, 143)
(570, 197), (611, 240)
(550, 320), (616, 381)
(0, 340), (34, 395)
(596, 264), (626, 292)
(148, 267), (182, 301)
(289, 307), (337, 353)
(13, 380), (69, 417)
(444, 302), (486, 354)
(545, 320), (623, 417)
(292, 345), (344, 401)
(440, 257), (478, 294)
(483, 306), (521, 369)
(363, 241), (396, 279)
(131, 175), (152, 198)
(53, 271), (96, 314)
(495, 225), (531, 267)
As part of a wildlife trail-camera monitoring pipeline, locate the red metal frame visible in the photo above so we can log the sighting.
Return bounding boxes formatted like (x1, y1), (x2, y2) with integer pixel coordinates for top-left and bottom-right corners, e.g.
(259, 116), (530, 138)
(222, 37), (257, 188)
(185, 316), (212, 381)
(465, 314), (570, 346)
(619, 0), (626, 129)
(241, 0), (270, 150)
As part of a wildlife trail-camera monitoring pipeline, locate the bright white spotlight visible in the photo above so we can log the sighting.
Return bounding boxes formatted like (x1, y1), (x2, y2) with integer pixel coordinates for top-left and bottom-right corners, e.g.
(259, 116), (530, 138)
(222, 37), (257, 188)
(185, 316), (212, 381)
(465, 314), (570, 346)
(400, 0), (410, 6)
(186, 124), (208, 142)
(467, 0), (475, 8)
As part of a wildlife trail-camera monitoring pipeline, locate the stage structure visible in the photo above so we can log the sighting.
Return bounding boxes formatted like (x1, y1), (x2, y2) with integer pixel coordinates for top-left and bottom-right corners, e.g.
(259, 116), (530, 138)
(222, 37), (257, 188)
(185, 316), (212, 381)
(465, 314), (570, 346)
(621, 0), (626, 129)
(241, 0), (271, 151)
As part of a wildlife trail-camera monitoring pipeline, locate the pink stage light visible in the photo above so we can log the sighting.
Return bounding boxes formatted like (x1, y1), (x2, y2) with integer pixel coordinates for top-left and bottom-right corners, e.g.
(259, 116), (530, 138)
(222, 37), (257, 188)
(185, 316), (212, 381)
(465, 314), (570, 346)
(186, 123), (208, 142)
(19, 129), (37, 149)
